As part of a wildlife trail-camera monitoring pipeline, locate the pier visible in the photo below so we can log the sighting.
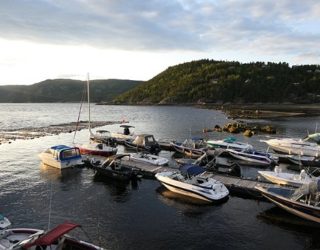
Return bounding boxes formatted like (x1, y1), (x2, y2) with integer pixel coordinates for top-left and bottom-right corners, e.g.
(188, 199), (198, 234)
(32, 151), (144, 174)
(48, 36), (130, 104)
(86, 157), (281, 200)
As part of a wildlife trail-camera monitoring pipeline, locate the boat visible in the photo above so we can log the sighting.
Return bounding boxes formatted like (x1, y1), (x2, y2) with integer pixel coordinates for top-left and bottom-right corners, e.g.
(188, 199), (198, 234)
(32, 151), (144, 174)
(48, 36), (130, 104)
(262, 137), (320, 157)
(286, 155), (320, 168)
(255, 180), (320, 223)
(90, 154), (139, 181)
(39, 145), (84, 169)
(206, 137), (253, 151)
(155, 164), (229, 203)
(0, 227), (44, 249)
(124, 134), (161, 154)
(129, 152), (169, 166)
(0, 214), (11, 230)
(110, 125), (135, 144)
(226, 148), (276, 166)
(305, 132), (320, 144)
(258, 167), (318, 187)
(23, 222), (104, 249)
(90, 129), (117, 147)
(79, 142), (118, 157)
(170, 137), (206, 159)
(78, 75), (118, 157)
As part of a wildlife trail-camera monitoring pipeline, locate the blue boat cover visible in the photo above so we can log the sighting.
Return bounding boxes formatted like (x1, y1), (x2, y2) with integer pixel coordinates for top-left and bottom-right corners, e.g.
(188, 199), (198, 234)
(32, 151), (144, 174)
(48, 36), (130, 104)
(191, 136), (203, 141)
(180, 164), (205, 176)
(51, 145), (71, 151)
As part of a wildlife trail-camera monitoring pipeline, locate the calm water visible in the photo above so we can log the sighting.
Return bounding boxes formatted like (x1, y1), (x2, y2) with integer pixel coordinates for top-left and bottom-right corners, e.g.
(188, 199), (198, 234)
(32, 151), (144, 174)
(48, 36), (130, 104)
(0, 103), (320, 250)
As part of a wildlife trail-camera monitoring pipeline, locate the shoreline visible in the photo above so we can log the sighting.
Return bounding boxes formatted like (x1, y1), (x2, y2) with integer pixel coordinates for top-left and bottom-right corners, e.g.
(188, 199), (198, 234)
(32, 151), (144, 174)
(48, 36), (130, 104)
(198, 103), (320, 119)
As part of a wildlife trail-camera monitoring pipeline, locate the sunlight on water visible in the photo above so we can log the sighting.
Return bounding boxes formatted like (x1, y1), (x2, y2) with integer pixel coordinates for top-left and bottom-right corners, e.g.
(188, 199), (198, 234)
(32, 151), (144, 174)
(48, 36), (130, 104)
(0, 104), (320, 249)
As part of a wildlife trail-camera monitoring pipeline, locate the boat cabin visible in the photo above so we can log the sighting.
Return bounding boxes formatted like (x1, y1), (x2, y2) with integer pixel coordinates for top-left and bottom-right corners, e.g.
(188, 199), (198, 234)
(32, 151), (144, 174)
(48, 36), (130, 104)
(133, 134), (157, 147)
(46, 145), (81, 162)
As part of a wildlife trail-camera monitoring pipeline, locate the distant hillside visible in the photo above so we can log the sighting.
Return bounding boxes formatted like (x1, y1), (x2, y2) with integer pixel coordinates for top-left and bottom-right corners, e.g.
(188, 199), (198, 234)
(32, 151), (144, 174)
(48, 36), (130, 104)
(0, 79), (142, 102)
(113, 59), (320, 104)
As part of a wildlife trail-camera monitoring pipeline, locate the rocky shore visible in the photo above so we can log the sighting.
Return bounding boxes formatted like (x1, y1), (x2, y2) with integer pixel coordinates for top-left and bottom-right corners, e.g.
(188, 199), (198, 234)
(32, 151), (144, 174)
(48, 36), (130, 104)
(203, 103), (320, 119)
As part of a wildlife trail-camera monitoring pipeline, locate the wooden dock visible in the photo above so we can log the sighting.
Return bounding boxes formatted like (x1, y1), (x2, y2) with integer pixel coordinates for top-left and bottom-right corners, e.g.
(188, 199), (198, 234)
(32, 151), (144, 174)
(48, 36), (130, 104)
(113, 159), (280, 199)
(84, 156), (281, 199)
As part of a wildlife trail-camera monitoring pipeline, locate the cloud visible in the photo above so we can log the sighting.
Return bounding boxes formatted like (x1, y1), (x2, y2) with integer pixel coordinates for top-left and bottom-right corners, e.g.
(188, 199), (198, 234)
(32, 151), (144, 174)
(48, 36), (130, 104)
(0, 0), (319, 66)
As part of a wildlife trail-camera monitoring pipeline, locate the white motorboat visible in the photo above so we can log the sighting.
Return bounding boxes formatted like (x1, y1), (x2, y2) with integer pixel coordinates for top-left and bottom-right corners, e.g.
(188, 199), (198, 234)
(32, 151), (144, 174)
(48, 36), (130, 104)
(0, 227), (44, 250)
(129, 152), (169, 166)
(22, 222), (104, 249)
(0, 214), (11, 230)
(111, 125), (135, 143)
(39, 145), (84, 169)
(226, 148), (276, 166)
(206, 137), (253, 151)
(262, 137), (320, 157)
(155, 165), (229, 203)
(258, 167), (317, 187)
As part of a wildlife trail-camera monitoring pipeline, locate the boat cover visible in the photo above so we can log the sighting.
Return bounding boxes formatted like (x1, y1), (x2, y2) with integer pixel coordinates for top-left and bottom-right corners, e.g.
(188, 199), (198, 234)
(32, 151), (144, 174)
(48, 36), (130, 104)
(180, 164), (205, 176)
(24, 222), (80, 248)
(51, 145), (72, 151)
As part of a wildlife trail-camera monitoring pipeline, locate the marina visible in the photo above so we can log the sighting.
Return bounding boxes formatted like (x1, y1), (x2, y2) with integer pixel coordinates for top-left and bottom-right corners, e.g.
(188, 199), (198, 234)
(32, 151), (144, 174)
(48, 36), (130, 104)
(1, 104), (320, 250)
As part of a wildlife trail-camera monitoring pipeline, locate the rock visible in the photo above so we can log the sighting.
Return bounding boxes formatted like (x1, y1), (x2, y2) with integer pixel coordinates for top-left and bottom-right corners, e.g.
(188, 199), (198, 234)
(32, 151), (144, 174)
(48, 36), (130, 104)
(243, 129), (253, 137)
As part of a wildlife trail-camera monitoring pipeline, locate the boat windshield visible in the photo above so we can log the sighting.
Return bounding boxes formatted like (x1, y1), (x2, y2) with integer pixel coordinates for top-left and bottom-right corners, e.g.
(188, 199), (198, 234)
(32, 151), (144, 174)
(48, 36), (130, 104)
(60, 148), (80, 159)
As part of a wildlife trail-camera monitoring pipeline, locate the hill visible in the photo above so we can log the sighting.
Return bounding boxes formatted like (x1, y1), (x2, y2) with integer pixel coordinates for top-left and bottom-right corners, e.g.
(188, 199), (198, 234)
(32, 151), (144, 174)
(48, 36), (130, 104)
(0, 79), (142, 102)
(113, 59), (320, 104)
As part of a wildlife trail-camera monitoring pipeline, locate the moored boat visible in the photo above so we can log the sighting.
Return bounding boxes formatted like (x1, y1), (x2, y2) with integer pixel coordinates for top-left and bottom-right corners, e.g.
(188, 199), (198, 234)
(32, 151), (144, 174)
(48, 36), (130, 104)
(0, 214), (11, 230)
(155, 165), (229, 203)
(90, 154), (139, 181)
(23, 222), (104, 249)
(78, 142), (118, 157)
(206, 137), (253, 151)
(110, 125), (135, 144)
(226, 148), (276, 166)
(129, 152), (169, 166)
(170, 137), (206, 159)
(258, 167), (317, 187)
(255, 181), (320, 223)
(39, 145), (83, 169)
(124, 134), (161, 154)
(0, 227), (44, 249)
(262, 137), (320, 157)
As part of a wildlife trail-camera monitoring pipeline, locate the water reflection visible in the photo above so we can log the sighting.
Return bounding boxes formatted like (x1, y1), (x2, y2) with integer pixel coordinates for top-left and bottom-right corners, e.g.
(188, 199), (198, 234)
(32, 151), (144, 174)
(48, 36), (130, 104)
(257, 207), (320, 249)
(156, 185), (229, 207)
(93, 174), (139, 202)
(39, 163), (82, 183)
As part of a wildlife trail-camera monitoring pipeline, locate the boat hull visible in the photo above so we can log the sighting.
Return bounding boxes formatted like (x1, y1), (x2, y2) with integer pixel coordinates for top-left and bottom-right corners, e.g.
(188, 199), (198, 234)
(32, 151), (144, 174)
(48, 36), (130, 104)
(156, 173), (229, 203)
(256, 186), (320, 223)
(39, 153), (83, 169)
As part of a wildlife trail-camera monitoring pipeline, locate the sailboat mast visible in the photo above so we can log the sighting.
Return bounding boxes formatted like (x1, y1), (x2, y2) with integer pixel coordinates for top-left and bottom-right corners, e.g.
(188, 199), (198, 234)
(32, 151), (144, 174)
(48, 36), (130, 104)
(87, 73), (91, 132)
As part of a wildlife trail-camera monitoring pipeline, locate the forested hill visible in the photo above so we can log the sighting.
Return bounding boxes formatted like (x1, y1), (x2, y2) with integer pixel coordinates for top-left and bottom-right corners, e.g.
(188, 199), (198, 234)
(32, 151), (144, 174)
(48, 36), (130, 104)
(113, 59), (320, 104)
(0, 79), (142, 102)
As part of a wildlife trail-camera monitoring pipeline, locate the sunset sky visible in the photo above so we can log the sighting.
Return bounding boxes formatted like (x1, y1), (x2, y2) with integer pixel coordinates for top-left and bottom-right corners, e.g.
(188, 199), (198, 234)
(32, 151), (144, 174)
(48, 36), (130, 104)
(0, 0), (319, 85)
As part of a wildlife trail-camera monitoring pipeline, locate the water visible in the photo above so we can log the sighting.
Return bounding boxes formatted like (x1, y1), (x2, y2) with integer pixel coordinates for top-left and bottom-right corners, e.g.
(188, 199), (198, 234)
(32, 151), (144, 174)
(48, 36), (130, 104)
(0, 103), (319, 249)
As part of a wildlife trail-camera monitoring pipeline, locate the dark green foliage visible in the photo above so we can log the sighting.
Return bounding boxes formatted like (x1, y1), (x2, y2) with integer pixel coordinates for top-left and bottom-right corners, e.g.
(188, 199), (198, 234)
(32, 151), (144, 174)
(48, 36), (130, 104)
(113, 59), (320, 104)
(0, 79), (142, 103)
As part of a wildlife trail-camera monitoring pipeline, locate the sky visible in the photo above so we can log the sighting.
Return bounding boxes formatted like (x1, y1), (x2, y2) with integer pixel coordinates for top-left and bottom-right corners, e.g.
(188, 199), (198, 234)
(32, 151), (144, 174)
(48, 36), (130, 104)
(0, 0), (319, 85)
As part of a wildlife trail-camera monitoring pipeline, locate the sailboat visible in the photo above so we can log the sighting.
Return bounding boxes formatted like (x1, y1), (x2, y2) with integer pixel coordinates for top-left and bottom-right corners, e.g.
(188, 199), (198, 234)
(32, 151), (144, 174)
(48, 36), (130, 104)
(78, 74), (118, 157)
